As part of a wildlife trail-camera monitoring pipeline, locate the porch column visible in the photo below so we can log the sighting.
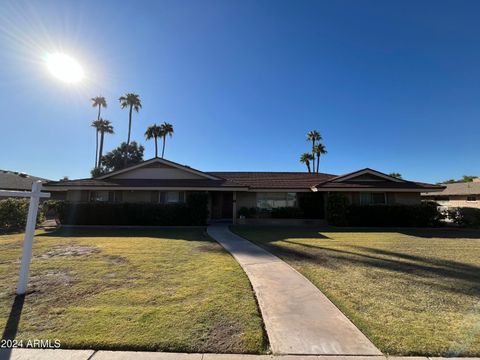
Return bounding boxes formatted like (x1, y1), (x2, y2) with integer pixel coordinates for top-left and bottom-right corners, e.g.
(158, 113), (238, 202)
(232, 191), (237, 224)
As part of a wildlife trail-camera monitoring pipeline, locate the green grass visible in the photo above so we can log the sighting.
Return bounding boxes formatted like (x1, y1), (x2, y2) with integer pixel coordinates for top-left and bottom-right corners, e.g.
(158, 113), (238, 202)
(0, 228), (267, 353)
(232, 225), (480, 356)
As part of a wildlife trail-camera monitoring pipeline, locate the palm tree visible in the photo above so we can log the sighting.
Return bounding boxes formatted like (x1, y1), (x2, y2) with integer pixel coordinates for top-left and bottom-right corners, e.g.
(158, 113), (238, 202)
(91, 119), (103, 166)
(159, 122), (174, 158)
(307, 130), (322, 168)
(119, 93), (142, 146)
(145, 124), (163, 158)
(300, 153), (314, 173)
(91, 96), (107, 166)
(313, 143), (327, 173)
(97, 119), (114, 167)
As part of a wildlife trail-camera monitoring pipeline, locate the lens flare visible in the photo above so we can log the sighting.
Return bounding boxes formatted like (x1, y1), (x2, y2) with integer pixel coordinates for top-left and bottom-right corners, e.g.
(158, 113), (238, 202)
(45, 52), (84, 83)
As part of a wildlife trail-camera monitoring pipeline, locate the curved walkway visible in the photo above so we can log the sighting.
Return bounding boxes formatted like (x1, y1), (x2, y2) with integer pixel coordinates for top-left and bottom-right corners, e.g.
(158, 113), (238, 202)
(207, 223), (381, 356)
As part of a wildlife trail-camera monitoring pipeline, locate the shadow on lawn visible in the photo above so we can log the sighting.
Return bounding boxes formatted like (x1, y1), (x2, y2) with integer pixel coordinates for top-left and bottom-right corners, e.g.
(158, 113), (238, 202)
(261, 240), (480, 297)
(36, 227), (210, 241)
(0, 294), (25, 360)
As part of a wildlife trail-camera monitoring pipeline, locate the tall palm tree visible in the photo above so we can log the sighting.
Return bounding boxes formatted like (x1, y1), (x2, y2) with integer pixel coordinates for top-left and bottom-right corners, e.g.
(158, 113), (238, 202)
(91, 96), (107, 166)
(159, 122), (174, 158)
(307, 130), (322, 168)
(145, 124), (163, 158)
(313, 143), (327, 173)
(91, 119), (103, 166)
(97, 119), (114, 167)
(119, 93), (142, 146)
(300, 153), (314, 173)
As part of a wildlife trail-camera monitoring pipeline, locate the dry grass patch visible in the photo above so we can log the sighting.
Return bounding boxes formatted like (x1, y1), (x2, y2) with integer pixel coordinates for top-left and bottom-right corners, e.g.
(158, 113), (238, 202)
(0, 228), (267, 353)
(232, 226), (480, 356)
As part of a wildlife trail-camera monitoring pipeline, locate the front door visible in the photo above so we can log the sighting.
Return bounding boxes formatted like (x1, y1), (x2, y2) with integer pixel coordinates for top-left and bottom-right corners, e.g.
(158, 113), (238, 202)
(211, 192), (233, 219)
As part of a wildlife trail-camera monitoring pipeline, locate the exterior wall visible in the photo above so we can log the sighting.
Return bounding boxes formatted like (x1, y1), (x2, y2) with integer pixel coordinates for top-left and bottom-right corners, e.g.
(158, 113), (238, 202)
(112, 167), (206, 180)
(392, 192), (421, 205)
(50, 191), (67, 200)
(66, 190), (89, 202)
(122, 190), (152, 203)
(427, 195), (480, 209)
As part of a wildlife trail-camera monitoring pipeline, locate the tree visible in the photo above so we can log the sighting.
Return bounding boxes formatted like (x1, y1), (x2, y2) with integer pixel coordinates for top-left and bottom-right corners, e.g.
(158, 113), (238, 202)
(97, 119), (114, 167)
(145, 124), (163, 158)
(91, 119), (103, 167)
(307, 130), (322, 168)
(388, 172), (402, 179)
(91, 96), (107, 166)
(119, 93), (142, 146)
(97, 141), (144, 173)
(300, 153), (314, 173)
(159, 122), (174, 158)
(313, 143), (327, 173)
(442, 175), (478, 184)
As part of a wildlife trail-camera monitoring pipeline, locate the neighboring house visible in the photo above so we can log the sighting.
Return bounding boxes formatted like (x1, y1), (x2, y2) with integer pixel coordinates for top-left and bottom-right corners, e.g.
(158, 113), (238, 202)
(422, 178), (480, 209)
(43, 158), (443, 223)
(0, 169), (49, 192)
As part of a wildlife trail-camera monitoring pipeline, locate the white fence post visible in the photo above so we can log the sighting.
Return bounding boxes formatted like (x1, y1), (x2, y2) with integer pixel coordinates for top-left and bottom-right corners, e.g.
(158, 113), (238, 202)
(16, 181), (43, 295)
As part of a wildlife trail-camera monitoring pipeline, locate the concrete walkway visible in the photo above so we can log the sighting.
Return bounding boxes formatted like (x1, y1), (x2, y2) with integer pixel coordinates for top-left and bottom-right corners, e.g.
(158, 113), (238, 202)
(2, 348), (478, 360)
(207, 224), (381, 356)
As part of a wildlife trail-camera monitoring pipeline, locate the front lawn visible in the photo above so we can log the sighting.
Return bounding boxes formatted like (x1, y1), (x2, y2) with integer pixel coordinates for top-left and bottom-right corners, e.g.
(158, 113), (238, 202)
(232, 226), (480, 356)
(0, 228), (267, 353)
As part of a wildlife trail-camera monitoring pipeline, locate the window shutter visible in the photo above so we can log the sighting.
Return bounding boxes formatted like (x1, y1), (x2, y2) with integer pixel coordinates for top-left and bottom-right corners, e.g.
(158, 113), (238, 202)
(159, 192), (166, 204)
(108, 191), (114, 202)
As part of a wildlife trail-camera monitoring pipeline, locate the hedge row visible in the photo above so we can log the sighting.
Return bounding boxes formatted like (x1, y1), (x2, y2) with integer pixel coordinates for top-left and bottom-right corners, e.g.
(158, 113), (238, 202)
(326, 193), (444, 227)
(0, 198), (45, 232)
(46, 192), (209, 226)
(447, 207), (480, 227)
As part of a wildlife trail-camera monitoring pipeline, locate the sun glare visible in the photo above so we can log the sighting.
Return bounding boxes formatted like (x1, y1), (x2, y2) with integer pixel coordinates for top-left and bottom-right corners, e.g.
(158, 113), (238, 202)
(45, 53), (84, 83)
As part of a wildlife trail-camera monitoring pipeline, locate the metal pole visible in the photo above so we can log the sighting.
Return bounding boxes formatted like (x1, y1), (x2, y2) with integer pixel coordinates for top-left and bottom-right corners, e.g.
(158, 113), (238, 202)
(16, 181), (42, 295)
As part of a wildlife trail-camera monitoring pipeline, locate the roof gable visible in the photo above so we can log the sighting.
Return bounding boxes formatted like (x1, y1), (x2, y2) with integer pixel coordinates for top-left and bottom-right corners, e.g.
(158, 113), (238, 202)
(329, 168), (405, 183)
(97, 158), (221, 181)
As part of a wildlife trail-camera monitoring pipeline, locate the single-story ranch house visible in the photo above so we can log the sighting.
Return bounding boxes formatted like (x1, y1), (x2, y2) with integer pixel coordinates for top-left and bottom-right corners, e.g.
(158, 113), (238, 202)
(44, 157), (444, 223)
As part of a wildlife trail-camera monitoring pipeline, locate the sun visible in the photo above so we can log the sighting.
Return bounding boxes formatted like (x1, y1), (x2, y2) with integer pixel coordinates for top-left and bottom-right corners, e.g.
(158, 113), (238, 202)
(45, 53), (84, 83)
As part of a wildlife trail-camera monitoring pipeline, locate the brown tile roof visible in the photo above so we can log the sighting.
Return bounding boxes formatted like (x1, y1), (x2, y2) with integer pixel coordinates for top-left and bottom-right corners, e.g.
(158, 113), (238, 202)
(0, 170), (49, 191)
(316, 180), (444, 190)
(45, 178), (245, 188)
(207, 172), (337, 189)
(422, 182), (480, 196)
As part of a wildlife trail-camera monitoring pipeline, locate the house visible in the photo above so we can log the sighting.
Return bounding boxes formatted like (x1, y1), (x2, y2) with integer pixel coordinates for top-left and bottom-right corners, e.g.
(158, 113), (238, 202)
(0, 169), (49, 192)
(422, 178), (480, 209)
(43, 157), (443, 223)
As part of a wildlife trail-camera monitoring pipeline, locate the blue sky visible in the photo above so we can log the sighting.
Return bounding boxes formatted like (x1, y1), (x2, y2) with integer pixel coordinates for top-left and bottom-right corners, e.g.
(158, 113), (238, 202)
(0, 0), (478, 183)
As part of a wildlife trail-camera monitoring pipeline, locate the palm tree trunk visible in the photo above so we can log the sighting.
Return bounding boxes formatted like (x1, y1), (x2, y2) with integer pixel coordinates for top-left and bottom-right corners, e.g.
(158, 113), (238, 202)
(94, 130), (99, 167)
(154, 136), (158, 158)
(127, 105), (133, 146)
(161, 135), (166, 158)
(316, 156), (320, 173)
(307, 162), (311, 173)
(311, 140), (315, 171)
(98, 131), (105, 168)
(97, 105), (101, 120)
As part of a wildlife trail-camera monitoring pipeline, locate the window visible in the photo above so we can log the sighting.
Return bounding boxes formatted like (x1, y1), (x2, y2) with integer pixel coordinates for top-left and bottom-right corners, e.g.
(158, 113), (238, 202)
(159, 191), (185, 204)
(360, 192), (386, 205)
(467, 196), (477, 202)
(256, 192), (296, 210)
(89, 191), (109, 202)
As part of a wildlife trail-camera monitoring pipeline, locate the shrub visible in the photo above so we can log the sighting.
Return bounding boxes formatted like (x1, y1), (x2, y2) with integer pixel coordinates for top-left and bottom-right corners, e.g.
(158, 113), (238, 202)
(271, 207), (304, 219)
(0, 198), (45, 231)
(447, 207), (480, 227)
(238, 207), (257, 218)
(53, 194), (209, 226)
(347, 202), (444, 227)
(326, 193), (349, 226)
